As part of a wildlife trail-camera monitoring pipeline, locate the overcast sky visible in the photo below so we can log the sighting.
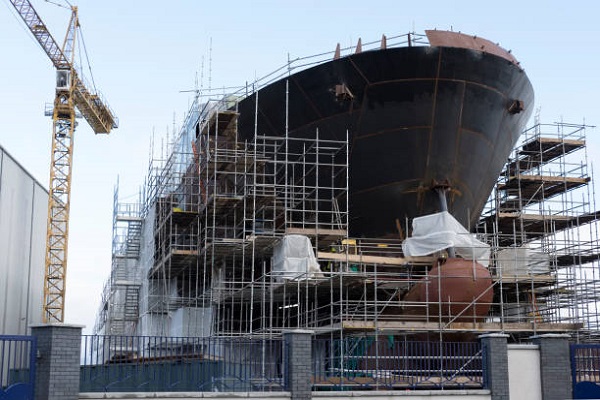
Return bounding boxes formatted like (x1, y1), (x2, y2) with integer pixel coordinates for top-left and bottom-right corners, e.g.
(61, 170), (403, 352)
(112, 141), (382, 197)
(1, 0), (598, 333)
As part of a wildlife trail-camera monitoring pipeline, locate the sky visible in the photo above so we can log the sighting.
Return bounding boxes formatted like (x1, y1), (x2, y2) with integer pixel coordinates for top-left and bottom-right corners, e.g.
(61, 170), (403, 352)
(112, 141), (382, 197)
(1, 0), (599, 334)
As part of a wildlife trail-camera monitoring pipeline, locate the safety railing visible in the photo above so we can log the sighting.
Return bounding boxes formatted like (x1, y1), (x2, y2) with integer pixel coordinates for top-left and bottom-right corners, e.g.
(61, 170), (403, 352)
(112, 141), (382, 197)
(312, 338), (483, 390)
(239, 32), (428, 99)
(80, 335), (284, 393)
(81, 335), (485, 393)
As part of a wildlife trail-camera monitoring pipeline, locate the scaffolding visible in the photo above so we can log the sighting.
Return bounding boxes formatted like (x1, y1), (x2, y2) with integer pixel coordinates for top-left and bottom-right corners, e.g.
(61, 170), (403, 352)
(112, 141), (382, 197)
(112, 95), (349, 337)
(96, 87), (600, 343)
(478, 121), (600, 341)
(93, 185), (143, 335)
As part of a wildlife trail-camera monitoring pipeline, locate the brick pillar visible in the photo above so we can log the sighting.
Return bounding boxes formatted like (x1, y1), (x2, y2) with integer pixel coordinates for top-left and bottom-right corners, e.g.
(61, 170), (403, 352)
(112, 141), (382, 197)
(283, 329), (313, 400)
(531, 333), (572, 400)
(30, 324), (83, 400)
(479, 333), (510, 400)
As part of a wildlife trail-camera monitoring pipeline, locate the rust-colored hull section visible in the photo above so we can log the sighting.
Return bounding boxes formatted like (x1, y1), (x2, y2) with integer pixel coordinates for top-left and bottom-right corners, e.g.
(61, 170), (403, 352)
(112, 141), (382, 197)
(402, 258), (493, 321)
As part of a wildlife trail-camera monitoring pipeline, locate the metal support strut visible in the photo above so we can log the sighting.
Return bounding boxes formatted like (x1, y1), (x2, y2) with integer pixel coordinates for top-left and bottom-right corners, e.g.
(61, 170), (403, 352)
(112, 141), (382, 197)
(436, 188), (456, 258)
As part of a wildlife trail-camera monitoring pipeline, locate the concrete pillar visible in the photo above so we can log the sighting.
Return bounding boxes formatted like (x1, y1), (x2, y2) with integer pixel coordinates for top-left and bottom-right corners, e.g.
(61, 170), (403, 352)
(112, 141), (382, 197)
(283, 329), (313, 400)
(479, 333), (510, 400)
(531, 333), (572, 400)
(30, 324), (83, 400)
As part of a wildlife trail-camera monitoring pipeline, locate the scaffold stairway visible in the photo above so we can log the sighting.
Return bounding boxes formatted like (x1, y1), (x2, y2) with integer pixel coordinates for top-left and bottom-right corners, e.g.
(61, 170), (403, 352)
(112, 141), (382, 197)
(125, 219), (143, 258)
(124, 286), (140, 320)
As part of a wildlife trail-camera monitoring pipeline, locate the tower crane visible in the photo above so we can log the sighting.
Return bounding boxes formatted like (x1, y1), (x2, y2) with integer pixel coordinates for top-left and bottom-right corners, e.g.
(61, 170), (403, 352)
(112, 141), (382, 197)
(9, 0), (118, 323)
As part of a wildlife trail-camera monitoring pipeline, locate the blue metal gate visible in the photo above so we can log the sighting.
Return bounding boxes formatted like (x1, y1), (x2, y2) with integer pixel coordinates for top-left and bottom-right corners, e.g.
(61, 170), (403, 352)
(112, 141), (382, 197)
(0, 335), (36, 400)
(572, 344), (600, 399)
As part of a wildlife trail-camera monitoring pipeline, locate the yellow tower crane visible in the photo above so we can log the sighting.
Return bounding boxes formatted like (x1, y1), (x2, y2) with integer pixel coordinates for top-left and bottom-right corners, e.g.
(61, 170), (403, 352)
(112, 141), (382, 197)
(9, 0), (118, 323)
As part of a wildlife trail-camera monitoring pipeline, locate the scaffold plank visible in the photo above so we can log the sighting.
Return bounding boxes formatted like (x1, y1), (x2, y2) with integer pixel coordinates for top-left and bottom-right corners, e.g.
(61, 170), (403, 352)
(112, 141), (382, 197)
(317, 251), (434, 266)
(493, 274), (556, 284)
(338, 320), (582, 332)
(505, 137), (585, 173)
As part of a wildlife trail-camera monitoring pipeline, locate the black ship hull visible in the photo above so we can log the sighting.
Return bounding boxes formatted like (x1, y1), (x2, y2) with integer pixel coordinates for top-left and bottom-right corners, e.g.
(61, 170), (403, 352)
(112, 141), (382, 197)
(236, 34), (534, 237)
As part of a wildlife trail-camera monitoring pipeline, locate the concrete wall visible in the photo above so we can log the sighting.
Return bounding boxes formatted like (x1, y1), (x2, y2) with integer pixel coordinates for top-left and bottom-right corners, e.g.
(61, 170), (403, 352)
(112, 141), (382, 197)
(313, 391), (491, 399)
(80, 391), (491, 400)
(507, 344), (541, 400)
(80, 393), (291, 400)
(0, 145), (47, 335)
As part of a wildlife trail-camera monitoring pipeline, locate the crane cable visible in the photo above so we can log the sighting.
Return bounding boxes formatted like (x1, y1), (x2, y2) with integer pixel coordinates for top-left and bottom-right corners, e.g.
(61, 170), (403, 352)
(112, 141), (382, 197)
(6, 0), (98, 95)
(42, 0), (99, 94)
(78, 27), (98, 94)
(3, 1), (47, 52)
(43, 0), (69, 9)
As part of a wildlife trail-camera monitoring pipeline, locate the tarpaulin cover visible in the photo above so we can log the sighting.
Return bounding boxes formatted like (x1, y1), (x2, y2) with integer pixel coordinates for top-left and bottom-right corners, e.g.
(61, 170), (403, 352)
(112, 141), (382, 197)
(496, 246), (549, 275)
(402, 211), (490, 267)
(272, 235), (323, 280)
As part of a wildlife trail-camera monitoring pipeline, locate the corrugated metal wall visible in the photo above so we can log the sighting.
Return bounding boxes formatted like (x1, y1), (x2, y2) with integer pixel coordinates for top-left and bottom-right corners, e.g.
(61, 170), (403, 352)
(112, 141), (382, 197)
(0, 146), (47, 335)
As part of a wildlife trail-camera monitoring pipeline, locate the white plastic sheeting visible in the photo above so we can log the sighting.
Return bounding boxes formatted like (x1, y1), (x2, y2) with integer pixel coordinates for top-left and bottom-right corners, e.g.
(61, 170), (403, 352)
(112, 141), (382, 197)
(170, 307), (213, 337)
(0, 146), (47, 335)
(402, 211), (491, 267)
(496, 246), (549, 276)
(272, 235), (322, 280)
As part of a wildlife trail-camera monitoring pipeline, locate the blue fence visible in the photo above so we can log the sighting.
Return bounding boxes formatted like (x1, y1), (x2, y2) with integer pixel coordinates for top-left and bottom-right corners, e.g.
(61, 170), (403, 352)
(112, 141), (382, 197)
(0, 335), (36, 400)
(81, 335), (284, 392)
(571, 344), (600, 399)
(81, 335), (484, 393)
(312, 338), (483, 390)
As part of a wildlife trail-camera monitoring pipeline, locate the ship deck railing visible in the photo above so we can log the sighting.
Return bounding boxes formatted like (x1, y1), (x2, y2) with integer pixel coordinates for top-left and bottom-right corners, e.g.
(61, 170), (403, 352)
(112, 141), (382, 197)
(184, 32), (430, 116)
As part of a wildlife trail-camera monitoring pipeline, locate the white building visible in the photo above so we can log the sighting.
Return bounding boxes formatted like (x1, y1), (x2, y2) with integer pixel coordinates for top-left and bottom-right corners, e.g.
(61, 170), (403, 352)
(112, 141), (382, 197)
(0, 145), (47, 335)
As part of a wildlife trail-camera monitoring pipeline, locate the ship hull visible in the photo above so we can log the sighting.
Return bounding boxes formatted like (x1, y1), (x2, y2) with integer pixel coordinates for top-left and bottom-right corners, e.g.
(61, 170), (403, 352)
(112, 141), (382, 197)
(237, 40), (534, 237)
(402, 258), (494, 321)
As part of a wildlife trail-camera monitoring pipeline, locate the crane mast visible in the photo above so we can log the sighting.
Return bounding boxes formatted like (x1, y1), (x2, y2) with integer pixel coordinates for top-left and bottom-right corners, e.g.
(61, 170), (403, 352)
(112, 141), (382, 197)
(9, 0), (117, 323)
